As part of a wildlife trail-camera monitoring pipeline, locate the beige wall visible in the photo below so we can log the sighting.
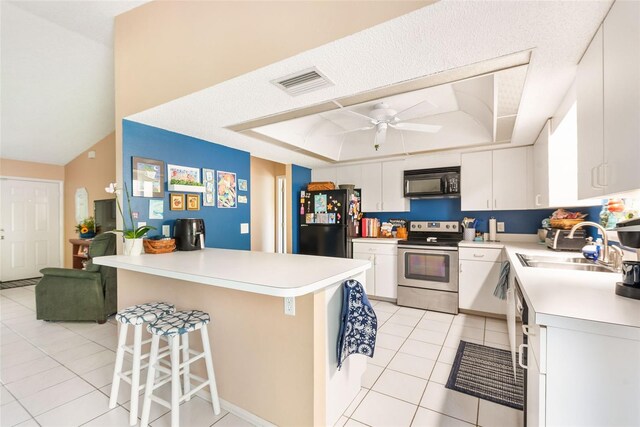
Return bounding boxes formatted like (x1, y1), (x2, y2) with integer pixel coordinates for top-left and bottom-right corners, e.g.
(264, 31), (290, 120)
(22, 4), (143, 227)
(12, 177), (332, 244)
(250, 157), (285, 252)
(0, 158), (65, 181)
(63, 133), (116, 267)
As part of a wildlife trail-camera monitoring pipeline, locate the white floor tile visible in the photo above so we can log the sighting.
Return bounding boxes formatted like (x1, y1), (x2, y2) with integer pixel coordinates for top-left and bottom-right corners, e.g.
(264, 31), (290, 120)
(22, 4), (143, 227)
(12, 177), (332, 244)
(412, 407), (474, 426)
(344, 419), (369, 427)
(443, 335), (482, 350)
(38, 334), (91, 354)
(378, 322), (414, 339)
(4, 366), (76, 399)
(343, 388), (368, 417)
(415, 318), (451, 333)
(399, 339), (441, 360)
(376, 332), (405, 351)
(409, 328), (447, 346)
(1, 385), (16, 404)
(333, 415), (349, 427)
(372, 369), (427, 405)
(213, 412), (255, 427)
(423, 311), (454, 324)
(484, 330), (509, 346)
(430, 362), (453, 385)
(477, 398), (523, 427)
(20, 376), (94, 416)
(452, 313), (486, 330)
(1, 346), (47, 369)
(387, 352), (435, 380)
(376, 311), (393, 324)
(396, 307), (426, 319)
(419, 382), (478, 424)
(122, 382), (171, 423)
(80, 363), (118, 389)
(374, 302), (400, 314)
(49, 342), (105, 363)
(14, 418), (40, 427)
(0, 401), (32, 427)
(81, 406), (132, 426)
(352, 390), (417, 427)
(150, 396), (227, 427)
(65, 349), (115, 375)
(387, 313), (420, 328)
(437, 347), (459, 364)
(485, 317), (508, 333)
(35, 390), (110, 427)
(368, 347), (395, 367)
(1, 356), (60, 384)
(448, 324), (485, 340)
(362, 364), (384, 389)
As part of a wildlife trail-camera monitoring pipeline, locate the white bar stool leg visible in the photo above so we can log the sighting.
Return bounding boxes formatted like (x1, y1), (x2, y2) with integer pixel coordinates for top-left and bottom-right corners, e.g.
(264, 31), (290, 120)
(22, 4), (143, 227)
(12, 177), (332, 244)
(200, 324), (221, 415)
(129, 324), (143, 426)
(170, 335), (181, 427)
(109, 322), (129, 409)
(140, 334), (160, 427)
(181, 333), (191, 401)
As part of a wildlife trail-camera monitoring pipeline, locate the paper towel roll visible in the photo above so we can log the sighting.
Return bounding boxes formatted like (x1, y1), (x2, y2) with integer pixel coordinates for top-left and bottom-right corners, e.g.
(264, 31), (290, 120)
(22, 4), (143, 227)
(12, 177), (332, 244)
(489, 217), (497, 241)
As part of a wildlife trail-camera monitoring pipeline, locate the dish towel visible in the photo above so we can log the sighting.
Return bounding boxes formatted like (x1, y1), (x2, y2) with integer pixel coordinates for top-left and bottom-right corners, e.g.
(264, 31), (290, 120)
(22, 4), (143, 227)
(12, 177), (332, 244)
(337, 279), (377, 370)
(494, 260), (511, 300)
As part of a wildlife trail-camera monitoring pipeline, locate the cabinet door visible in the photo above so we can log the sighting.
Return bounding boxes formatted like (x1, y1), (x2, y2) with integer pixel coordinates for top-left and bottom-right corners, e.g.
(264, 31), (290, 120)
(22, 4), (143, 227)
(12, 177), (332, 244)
(459, 260), (506, 315)
(353, 251), (376, 296)
(311, 167), (337, 184)
(533, 121), (550, 208)
(360, 163), (382, 212)
(527, 348), (546, 427)
(492, 147), (531, 210)
(603, 1), (640, 195)
(337, 165), (362, 188)
(577, 26), (605, 199)
(373, 253), (397, 299)
(461, 151), (492, 211)
(381, 160), (409, 212)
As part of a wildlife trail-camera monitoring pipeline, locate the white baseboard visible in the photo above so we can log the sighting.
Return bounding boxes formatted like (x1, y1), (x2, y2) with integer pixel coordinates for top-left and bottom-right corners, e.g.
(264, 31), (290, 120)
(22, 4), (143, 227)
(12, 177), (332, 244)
(196, 390), (277, 427)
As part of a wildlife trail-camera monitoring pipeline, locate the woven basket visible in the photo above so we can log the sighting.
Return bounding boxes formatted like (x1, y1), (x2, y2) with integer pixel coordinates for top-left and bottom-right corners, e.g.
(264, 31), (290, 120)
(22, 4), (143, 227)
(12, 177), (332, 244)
(307, 181), (335, 191)
(143, 238), (176, 254)
(549, 218), (585, 230)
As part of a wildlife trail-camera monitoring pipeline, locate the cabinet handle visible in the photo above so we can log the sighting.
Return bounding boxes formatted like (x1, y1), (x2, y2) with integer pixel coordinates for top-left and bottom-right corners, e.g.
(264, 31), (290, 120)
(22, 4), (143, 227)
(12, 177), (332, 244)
(522, 324), (535, 336)
(600, 163), (608, 187)
(535, 194), (541, 207)
(486, 200), (490, 209)
(494, 199), (497, 209)
(381, 202), (384, 211)
(459, 263), (462, 273)
(473, 254), (485, 258)
(591, 166), (603, 189)
(518, 344), (528, 369)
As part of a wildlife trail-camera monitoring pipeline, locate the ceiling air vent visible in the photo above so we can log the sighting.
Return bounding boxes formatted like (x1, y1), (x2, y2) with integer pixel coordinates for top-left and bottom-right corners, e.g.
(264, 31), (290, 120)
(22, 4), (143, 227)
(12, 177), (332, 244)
(272, 67), (333, 96)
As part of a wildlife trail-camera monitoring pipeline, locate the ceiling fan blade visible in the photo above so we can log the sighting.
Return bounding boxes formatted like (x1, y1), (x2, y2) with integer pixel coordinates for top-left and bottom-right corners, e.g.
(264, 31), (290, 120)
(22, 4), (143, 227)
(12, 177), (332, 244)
(390, 122), (442, 133)
(392, 99), (438, 121)
(335, 108), (378, 124)
(328, 125), (375, 136)
(374, 123), (388, 150)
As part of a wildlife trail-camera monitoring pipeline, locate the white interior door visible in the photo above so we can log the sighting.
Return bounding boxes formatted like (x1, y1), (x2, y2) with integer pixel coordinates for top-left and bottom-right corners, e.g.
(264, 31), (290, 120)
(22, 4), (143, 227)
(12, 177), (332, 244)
(0, 179), (61, 281)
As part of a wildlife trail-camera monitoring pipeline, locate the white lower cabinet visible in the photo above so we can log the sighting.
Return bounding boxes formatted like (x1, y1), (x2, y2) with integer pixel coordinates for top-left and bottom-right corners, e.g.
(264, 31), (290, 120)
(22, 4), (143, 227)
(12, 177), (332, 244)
(458, 248), (506, 315)
(352, 241), (397, 299)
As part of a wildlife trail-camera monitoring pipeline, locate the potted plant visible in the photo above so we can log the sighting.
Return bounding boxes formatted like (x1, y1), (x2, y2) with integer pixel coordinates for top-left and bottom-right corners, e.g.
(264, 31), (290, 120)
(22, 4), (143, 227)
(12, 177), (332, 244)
(76, 217), (97, 239)
(105, 182), (155, 255)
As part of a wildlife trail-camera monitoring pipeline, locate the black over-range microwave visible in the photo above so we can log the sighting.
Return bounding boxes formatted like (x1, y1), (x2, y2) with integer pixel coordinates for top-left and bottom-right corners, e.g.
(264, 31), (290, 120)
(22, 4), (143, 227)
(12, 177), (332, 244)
(403, 166), (461, 199)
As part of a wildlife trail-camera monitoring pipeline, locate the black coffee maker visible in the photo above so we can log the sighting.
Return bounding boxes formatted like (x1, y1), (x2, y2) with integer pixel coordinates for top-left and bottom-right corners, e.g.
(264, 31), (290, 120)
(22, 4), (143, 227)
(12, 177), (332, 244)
(614, 218), (640, 300)
(174, 218), (205, 251)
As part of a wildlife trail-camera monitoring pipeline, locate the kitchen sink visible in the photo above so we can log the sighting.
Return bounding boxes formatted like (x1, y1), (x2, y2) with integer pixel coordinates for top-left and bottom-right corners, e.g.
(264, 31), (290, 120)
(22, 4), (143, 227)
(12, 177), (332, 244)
(516, 253), (617, 273)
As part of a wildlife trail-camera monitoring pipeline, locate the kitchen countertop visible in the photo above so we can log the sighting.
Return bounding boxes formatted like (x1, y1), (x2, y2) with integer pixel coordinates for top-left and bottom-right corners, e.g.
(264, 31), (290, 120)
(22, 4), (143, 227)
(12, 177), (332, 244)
(461, 240), (640, 332)
(94, 248), (370, 298)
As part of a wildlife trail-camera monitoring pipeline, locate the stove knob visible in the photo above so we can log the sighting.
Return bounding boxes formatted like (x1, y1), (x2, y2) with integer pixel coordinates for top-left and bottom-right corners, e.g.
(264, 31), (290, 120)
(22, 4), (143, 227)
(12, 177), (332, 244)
(453, 224), (457, 230)
(417, 224), (422, 229)
(446, 225), (450, 229)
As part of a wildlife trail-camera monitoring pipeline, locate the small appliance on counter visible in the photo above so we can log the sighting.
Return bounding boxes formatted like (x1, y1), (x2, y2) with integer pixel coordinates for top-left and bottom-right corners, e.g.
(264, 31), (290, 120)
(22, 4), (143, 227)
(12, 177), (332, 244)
(614, 217), (640, 299)
(545, 228), (587, 251)
(174, 218), (205, 251)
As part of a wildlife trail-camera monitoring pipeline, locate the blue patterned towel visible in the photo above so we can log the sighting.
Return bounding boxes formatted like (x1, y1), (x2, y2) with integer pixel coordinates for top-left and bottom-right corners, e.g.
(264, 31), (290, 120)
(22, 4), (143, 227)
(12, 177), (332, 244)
(493, 261), (511, 300)
(337, 279), (377, 370)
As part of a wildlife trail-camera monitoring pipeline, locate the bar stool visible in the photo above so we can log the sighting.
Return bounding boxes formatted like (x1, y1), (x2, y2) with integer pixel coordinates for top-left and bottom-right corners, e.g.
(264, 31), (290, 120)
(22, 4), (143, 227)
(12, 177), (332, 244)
(109, 302), (176, 426)
(140, 310), (221, 427)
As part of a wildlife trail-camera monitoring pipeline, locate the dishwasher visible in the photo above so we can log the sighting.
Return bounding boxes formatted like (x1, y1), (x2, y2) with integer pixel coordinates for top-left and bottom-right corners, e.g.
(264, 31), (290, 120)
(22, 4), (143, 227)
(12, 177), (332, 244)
(508, 278), (529, 425)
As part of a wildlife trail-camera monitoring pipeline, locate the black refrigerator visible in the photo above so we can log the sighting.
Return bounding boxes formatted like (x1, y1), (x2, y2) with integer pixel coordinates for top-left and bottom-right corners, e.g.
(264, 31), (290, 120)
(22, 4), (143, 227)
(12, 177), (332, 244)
(299, 189), (361, 258)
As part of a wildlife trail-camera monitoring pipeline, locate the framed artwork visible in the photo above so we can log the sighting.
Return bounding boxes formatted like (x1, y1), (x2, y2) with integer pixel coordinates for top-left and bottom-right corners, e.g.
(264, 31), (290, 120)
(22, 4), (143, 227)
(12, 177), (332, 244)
(132, 157), (164, 197)
(167, 164), (201, 187)
(217, 171), (237, 208)
(238, 179), (248, 192)
(202, 168), (216, 207)
(170, 193), (185, 210)
(186, 194), (200, 211)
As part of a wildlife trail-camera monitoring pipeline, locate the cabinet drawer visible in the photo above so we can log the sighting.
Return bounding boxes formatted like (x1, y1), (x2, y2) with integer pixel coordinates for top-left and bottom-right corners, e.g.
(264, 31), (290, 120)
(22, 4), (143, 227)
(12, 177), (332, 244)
(352, 242), (397, 255)
(459, 247), (502, 262)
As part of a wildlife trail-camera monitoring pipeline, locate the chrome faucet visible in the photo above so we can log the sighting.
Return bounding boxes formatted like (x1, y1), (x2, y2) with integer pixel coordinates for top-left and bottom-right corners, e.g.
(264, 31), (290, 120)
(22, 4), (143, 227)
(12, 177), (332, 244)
(568, 221), (623, 270)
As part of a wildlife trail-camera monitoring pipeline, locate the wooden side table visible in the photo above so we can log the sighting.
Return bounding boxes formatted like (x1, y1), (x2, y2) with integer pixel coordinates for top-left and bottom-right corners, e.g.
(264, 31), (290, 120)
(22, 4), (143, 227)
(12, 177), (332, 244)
(70, 238), (91, 270)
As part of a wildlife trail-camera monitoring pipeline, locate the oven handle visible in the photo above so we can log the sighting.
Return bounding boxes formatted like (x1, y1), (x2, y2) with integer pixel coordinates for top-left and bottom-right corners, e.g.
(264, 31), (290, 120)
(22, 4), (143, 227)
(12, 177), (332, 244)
(397, 246), (459, 253)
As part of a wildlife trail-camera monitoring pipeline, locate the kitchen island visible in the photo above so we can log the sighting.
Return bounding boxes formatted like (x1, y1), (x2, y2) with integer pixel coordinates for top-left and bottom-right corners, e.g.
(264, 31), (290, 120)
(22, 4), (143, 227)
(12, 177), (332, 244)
(94, 249), (371, 426)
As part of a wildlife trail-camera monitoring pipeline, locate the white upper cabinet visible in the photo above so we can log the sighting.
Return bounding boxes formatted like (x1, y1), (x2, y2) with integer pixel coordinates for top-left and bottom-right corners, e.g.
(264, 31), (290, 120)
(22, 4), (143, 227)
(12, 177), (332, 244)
(533, 120), (550, 208)
(577, 1), (640, 197)
(381, 160), (410, 212)
(336, 165), (362, 188)
(461, 151), (492, 211)
(311, 167), (337, 184)
(360, 163), (383, 212)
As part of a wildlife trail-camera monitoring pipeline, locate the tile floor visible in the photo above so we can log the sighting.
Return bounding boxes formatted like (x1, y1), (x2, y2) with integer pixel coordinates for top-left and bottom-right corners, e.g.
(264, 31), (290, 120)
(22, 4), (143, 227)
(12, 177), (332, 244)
(1, 286), (523, 427)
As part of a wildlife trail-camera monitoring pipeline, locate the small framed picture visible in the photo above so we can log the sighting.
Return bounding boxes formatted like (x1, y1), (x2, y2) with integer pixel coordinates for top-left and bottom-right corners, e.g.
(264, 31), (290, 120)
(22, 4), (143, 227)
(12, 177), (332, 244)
(132, 157), (165, 197)
(170, 193), (185, 210)
(186, 194), (200, 211)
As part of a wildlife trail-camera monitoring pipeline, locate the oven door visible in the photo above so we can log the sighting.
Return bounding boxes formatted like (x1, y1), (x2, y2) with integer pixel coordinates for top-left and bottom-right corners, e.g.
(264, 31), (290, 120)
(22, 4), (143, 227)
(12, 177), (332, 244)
(397, 246), (459, 291)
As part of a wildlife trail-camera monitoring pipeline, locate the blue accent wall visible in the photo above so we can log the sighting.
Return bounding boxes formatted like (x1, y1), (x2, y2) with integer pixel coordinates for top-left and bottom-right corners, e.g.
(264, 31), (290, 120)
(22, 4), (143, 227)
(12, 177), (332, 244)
(291, 165), (311, 253)
(366, 198), (602, 234)
(122, 120), (251, 250)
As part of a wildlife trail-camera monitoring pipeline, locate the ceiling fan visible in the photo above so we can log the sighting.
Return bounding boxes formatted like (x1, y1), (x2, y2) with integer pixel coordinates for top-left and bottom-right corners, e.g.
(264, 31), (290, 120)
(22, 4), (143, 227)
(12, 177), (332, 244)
(333, 101), (442, 150)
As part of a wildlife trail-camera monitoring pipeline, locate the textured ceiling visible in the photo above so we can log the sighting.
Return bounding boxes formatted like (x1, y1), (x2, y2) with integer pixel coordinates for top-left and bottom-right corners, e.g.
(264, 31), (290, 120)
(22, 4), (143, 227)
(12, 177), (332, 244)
(129, 0), (612, 168)
(0, 0), (148, 165)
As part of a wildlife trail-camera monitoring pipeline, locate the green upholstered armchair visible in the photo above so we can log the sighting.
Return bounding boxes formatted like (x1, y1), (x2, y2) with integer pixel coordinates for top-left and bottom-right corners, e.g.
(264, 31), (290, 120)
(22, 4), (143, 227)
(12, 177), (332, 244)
(36, 232), (117, 323)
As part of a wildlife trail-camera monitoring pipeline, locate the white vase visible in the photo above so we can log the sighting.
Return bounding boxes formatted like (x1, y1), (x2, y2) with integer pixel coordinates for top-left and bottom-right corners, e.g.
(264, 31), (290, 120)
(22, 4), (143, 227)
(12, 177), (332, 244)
(123, 238), (144, 256)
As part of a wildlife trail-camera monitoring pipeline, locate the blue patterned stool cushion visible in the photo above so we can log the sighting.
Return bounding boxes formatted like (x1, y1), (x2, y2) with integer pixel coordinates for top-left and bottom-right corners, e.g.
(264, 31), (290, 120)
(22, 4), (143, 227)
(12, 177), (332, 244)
(147, 310), (210, 337)
(115, 302), (175, 326)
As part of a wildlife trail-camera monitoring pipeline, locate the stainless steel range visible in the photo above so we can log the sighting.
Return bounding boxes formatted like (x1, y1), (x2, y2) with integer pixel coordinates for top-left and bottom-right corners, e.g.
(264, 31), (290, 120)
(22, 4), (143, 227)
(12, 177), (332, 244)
(397, 220), (462, 314)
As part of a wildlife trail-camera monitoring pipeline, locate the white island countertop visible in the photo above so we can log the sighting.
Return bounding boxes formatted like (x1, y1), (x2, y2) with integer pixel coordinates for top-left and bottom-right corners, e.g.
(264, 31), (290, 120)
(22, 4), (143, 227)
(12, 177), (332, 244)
(460, 241), (640, 331)
(93, 249), (371, 298)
